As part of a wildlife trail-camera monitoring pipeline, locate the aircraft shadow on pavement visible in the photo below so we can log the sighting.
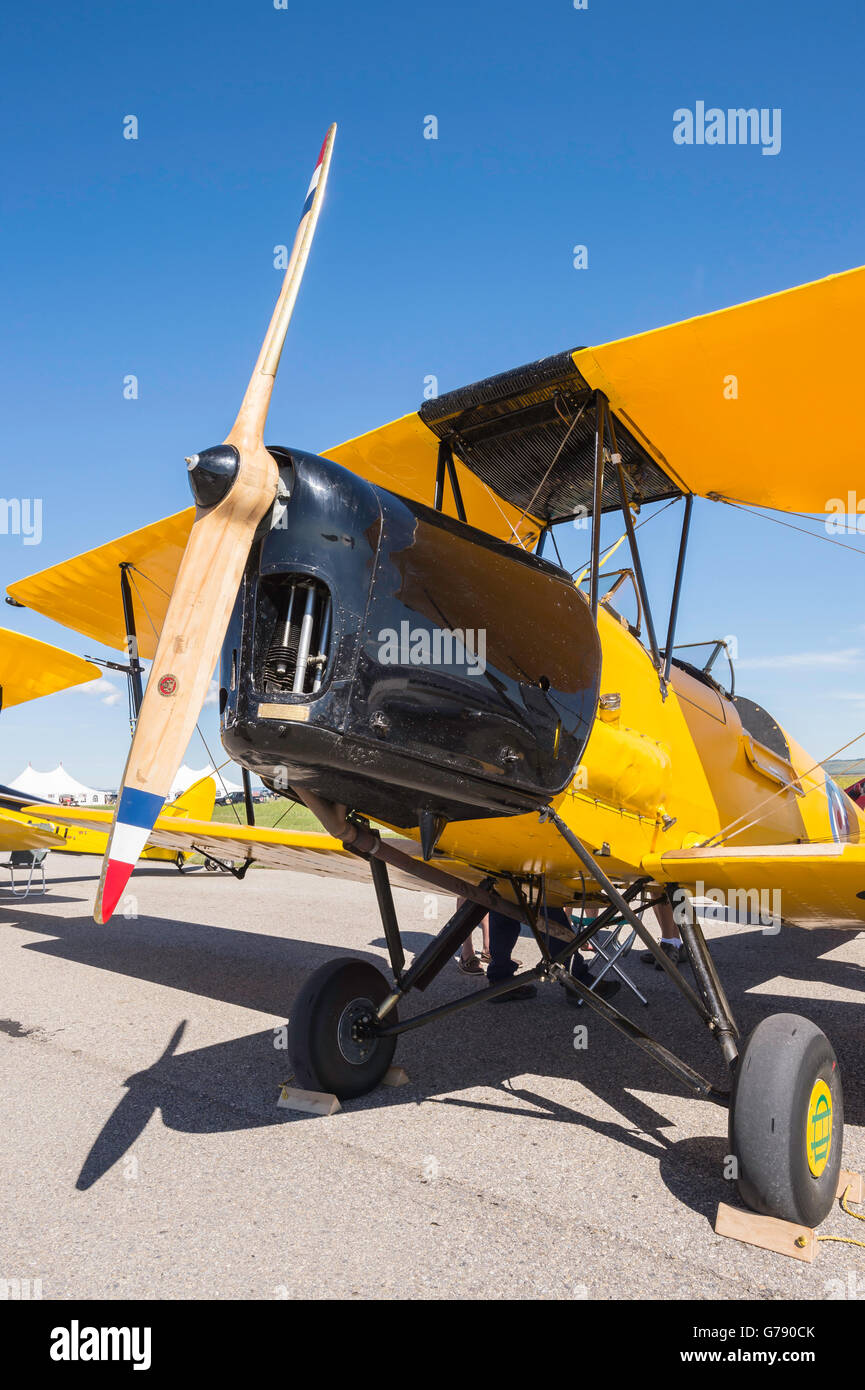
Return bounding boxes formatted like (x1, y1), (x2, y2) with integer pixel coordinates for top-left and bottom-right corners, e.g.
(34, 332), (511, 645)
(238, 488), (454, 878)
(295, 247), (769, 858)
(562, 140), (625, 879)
(73, 1006), (730, 1195)
(3, 895), (861, 1201)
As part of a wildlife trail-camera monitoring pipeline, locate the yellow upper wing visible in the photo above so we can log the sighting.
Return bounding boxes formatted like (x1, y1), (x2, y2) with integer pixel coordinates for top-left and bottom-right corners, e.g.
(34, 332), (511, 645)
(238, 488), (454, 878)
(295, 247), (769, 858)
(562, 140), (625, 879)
(0, 627), (99, 708)
(324, 265), (865, 518)
(643, 841), (865, 930)
(9, 264), (863, 650)
(6, 511), (194, 658)
(574, 265), (865, 512)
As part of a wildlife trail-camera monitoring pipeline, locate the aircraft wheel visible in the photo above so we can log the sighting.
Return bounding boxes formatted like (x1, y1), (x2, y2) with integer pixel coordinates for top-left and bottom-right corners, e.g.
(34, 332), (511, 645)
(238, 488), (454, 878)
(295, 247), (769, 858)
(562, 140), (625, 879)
(288, 958), (397, 1100)
(729, 1013), (842, 1227)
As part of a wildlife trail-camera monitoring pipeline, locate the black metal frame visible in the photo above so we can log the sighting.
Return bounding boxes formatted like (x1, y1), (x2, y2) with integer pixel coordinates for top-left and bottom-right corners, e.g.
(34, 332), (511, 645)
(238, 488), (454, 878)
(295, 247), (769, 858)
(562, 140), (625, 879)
(191, 846), (254, 879)
(242, 767), (256, 827)
(429, 391), (692, 694)
(344, 817), (737, 1104)
(668, 637), (736, 698)
(118, 563), (145, 718)
(433, 438), (467, 523)
(589, 392), (605, 617)
(539, 390), (695, 696)
(663, 493), (694, 683)
(84, 563), (146, 733)
(609, 412), (661, 670)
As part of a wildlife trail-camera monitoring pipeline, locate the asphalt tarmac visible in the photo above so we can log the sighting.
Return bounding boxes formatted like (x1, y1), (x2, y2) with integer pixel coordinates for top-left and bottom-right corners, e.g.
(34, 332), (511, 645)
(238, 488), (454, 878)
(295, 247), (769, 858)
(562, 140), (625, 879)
(1, 856), (863, 1300)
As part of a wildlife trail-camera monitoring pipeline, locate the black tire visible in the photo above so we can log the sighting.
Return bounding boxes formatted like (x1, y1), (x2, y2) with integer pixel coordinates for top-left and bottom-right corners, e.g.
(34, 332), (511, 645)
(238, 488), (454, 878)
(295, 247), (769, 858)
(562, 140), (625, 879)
(288, 958), (397, 1100)
(729, 1013), (843, 1227)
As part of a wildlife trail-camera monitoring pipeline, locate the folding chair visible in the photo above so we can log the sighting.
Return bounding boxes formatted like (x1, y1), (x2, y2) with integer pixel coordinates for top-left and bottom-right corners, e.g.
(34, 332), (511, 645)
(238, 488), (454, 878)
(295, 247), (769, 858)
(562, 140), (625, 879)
(4, 850), (48, 899)
(567, 906), (649, 1006)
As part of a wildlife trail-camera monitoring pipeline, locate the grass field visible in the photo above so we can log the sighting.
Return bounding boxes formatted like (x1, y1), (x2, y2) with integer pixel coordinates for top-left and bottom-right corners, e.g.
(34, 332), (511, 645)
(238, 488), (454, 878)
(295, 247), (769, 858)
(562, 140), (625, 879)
(210, 798), (323, 831)
(826, 760), (865, 791)
(206, 798), (398, 847)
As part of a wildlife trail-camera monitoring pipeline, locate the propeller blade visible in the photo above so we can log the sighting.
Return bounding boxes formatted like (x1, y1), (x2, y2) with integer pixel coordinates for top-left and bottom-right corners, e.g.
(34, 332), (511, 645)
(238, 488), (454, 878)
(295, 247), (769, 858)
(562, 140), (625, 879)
(229, 123), (337, 451)
(94, 124), (337, 925)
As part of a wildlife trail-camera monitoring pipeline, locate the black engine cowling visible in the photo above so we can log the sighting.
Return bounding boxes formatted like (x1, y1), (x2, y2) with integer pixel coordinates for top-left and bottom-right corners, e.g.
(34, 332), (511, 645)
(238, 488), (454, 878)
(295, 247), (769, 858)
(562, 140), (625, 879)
(219, 449), (601, 827)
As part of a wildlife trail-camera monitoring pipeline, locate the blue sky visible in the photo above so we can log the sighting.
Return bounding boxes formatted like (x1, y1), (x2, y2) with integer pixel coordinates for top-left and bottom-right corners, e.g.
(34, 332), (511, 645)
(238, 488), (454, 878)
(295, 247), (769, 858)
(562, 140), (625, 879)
(2, 0), (864, 787)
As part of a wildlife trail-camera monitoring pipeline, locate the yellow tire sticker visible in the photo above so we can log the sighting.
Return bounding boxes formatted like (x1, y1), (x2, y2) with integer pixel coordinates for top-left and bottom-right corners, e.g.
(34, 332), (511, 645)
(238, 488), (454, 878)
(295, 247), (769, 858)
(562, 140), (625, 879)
(807, 1078), (833, 1177)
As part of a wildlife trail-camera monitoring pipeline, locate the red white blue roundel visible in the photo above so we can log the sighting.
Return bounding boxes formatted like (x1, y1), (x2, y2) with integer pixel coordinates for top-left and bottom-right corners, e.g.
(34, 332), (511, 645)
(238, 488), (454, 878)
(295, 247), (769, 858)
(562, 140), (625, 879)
(826, 778), (855, 843)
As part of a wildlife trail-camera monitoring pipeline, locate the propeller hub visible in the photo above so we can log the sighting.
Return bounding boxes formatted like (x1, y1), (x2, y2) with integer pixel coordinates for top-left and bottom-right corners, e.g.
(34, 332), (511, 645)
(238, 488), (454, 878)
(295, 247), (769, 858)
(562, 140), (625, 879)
(185, 444), (240, 509)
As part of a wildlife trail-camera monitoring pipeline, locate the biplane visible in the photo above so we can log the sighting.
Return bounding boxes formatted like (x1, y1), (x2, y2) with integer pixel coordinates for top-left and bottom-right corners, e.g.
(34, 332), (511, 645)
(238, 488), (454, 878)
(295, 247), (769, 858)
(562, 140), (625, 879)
(9, 126), (865, 1229)
(4, 776), (217, 871)
(0, 628), (101, 868)
(0, 627), (216, 876)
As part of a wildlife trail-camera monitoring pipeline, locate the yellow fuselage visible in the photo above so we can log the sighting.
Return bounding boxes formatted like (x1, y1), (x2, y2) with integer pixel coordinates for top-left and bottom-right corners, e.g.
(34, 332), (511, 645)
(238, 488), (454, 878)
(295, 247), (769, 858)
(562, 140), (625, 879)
(426, 605), (864, 901)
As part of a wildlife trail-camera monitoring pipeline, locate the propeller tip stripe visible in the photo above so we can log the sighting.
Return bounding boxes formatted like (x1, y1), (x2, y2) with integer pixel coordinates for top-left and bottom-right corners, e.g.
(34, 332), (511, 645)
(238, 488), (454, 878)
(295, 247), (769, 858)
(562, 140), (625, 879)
(95, 786), (165, 923)
(116, 786), (165, 829)
(98, 859), (136, 924)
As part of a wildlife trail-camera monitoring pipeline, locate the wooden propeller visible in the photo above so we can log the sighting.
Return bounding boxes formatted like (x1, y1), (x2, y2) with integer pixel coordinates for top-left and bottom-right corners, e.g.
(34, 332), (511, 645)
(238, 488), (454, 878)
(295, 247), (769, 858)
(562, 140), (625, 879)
(94, 125), (337, 924)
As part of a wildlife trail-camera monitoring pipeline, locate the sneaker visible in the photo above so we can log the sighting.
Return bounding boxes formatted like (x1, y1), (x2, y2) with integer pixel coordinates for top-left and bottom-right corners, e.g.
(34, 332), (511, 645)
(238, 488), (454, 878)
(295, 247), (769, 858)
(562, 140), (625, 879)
(487, 982), (538, 1004)
(640, 941), (686, 970)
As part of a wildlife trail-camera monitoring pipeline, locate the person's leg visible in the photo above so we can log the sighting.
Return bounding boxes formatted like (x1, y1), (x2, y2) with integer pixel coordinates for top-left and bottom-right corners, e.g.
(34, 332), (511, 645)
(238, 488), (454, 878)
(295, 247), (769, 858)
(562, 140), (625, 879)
(640, 890), (685, 967)
(486, 910), (522, 983)
(479, 914), (490, 961)
(656, 896), (683, 947)
(456, 898), (484, 974)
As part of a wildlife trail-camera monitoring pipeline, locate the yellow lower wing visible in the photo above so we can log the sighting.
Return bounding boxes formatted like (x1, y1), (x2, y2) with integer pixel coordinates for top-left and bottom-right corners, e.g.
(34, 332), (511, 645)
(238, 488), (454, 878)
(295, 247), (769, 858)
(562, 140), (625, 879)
(33, 810), (440, 892)
(644, 842), (865, 930)
(0, 808), (68, 853)
(32, 808), (535, 903)
(0, 627), (99, 707)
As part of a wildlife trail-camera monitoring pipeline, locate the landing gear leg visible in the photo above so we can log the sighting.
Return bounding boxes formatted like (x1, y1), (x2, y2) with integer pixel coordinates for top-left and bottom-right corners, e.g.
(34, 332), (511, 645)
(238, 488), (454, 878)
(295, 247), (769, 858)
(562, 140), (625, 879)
(675, 885), (844, 1225)
(287, 866), (495, 1099)
(545, 813), (846, 1225)
(674, 885), (739, 1066)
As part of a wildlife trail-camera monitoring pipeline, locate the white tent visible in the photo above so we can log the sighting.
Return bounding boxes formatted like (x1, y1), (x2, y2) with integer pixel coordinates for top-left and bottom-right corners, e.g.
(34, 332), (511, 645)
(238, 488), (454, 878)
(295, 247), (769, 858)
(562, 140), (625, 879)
(169, 763), (246, 801)
(10, 763), (108, 805)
